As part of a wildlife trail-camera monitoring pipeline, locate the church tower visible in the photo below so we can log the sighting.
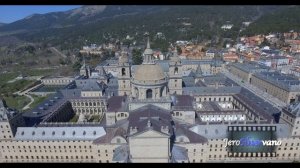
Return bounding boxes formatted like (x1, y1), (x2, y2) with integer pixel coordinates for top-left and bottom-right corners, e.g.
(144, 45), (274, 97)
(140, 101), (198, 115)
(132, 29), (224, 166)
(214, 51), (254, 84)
(168, 47), (183, 95)
(118, 50), (131, 96)
(80, 56), (91, 78)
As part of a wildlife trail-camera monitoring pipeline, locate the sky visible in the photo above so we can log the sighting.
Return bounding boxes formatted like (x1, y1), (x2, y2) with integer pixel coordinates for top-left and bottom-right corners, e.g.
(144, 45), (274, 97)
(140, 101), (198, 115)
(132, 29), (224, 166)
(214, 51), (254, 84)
(0, 5), (82, 24)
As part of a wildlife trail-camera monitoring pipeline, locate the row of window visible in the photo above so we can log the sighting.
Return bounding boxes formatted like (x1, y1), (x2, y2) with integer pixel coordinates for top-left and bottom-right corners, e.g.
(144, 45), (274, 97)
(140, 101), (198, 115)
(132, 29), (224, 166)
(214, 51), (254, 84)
(0, 125), (9, 128)
(5, 155), (95, 160)
(2, 145), (93, 149)
(199, 97), (232, 102)
(1, 135), (12, 139)
(3, 149), (92, 153)
(72, 102), (105, 107)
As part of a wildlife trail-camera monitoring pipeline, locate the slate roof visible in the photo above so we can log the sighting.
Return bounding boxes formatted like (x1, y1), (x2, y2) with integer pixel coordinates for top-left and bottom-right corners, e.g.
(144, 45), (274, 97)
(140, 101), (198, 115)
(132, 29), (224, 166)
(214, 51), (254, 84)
(231, 62), (270, 73)
(253, 71), (300, 92)
(172, 95), (194, 110)
(93, 127), (127, 144)
(15, 126), (106, 141)
(22, 91), (67, 118)
(233, 88), (281, 122)
(175, 124), (207, 143)
(107, 96), (127, 112)
(128, 104), (173, 136)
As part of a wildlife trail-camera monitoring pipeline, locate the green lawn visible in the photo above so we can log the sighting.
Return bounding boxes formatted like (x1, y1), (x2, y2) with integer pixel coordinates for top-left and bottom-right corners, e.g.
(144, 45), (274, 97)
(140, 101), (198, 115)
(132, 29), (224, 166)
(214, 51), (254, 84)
(90, 115), (101, 122)
(29, 95), (50, 109)
(3, 95), (30, 111)
(0, 72), (19, 86)
(24, 68), (55, 76)
(69, 115), (79, 122)
(0, 79), (35, 96)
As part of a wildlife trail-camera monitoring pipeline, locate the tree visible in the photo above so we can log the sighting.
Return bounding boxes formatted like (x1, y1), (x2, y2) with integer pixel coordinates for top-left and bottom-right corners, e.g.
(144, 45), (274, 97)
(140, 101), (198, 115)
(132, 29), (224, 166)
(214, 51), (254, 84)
(177, 47), (182, 55)
(132, 49), (143, 65)
(72, 61), (82, 71)
(259, 37), (271, 48)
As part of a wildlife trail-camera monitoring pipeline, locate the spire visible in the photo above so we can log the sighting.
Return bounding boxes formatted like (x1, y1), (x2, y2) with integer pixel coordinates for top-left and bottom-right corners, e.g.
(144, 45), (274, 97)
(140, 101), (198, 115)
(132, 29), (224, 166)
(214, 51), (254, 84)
(174, 46), (178, 57)
(83, 55), (86, 66)
(81, 55), (86, 70)
(147, 36), (151, 49)
(196, 63), (202, 77)
(143, 33), (154, 64)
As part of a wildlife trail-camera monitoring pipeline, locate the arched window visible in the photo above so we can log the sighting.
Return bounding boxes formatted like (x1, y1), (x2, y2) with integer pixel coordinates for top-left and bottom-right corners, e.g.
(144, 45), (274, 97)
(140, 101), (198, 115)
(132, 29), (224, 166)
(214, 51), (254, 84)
(146, 89), (153, 99)
(182, 81), (186, 87)
(135, 87), (139, 98)
(160, 87), (164, 97)
(122, 68), (126, 76)
(93, 102), (96, 106)
(174, 67), (178, 74)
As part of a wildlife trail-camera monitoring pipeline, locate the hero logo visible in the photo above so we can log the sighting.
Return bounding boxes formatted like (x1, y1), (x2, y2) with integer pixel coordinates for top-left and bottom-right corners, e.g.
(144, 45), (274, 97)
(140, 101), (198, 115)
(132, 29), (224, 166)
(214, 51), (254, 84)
(223, 137), (282, 147)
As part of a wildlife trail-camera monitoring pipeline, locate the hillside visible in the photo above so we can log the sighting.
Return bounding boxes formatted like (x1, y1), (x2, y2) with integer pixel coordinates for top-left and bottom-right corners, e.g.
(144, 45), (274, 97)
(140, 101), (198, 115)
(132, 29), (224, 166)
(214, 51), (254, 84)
(0, 5), (168, 33)
(0, 5), (286, 50)
(242, 5), (300, 35)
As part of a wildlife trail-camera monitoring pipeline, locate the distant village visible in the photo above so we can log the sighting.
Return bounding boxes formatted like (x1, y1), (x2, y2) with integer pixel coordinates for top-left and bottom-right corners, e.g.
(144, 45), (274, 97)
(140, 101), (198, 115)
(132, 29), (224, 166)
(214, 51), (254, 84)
(80, 31), (300, 75)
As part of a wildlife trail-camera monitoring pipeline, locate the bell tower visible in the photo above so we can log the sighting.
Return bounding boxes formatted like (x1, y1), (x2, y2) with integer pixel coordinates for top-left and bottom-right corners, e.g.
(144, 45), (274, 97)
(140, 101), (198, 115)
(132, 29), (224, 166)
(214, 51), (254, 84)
(118, 50), (131, 96)
(168, 47), (183, 95)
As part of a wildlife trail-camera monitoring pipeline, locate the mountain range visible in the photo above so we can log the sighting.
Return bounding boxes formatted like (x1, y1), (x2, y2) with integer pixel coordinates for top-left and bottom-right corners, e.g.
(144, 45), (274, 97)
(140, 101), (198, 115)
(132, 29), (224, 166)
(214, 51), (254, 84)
(0, 5), (298, 51)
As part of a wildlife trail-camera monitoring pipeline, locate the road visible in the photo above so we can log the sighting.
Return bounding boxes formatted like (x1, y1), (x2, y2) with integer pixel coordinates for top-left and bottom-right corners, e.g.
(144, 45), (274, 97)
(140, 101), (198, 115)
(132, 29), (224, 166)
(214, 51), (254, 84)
(12, 77), (44, 111)
(222, 68), (287, 110)
(22, 94), (34, 110)
(49, 47), (67, 58)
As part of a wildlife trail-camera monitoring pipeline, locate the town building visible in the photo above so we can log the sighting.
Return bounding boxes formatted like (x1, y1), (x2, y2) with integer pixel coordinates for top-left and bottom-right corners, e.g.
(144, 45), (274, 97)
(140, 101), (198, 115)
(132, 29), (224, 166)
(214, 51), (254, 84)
(1, 38), (300, 163)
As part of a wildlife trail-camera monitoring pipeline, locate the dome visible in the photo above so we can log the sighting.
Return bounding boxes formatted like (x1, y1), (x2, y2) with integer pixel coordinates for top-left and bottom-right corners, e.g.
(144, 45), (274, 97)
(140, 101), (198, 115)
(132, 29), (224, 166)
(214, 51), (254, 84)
(134, 64), (165, 81)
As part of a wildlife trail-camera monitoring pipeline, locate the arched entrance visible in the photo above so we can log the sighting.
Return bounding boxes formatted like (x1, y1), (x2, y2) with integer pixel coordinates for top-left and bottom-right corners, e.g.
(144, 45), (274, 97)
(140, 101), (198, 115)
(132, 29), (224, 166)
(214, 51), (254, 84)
(146, 89), (153, 99)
